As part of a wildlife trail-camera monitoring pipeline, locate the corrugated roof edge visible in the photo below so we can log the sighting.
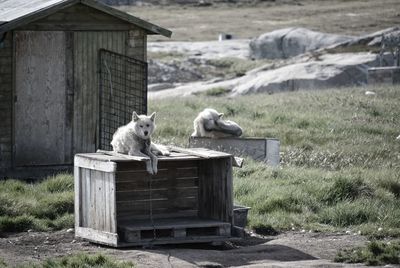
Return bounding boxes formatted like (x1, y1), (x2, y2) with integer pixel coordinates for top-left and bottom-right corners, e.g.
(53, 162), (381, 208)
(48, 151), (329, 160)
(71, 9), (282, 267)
(0, 0), (172, 37)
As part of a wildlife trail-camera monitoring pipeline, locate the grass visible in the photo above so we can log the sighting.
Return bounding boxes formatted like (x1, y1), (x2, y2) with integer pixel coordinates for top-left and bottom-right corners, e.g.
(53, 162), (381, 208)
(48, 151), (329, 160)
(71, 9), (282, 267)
(1, 85), (400, 245)
(0, 173), (74, 233)
(150, 85), (400, 237)
(335, 240), (400, 266)
(8, 253), (135, 268)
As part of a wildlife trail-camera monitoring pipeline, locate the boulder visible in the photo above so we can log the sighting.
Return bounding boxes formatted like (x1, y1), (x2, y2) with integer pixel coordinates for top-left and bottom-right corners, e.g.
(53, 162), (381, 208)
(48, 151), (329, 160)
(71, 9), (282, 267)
(148, 59), (204, 84)
(148, 39), (250, 59)
(148, 53), (381, 99)
(230, 53), (378, 96)
(249, 27), (354, 59)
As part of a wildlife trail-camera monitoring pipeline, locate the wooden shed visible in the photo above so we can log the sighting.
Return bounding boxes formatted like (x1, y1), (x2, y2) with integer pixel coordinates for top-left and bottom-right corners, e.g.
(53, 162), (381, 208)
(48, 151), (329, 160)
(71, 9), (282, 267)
(0, 0), (171, 177)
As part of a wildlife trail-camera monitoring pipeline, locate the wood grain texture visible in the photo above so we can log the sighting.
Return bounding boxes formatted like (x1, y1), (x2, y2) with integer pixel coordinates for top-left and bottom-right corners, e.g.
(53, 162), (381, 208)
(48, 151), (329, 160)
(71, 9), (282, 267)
(189, 137), (280, 166)
(73, 31), (125, 154)
(74, 152), (234, 246)
(14, 31), (70, 166)
(0, 33), (12, 170)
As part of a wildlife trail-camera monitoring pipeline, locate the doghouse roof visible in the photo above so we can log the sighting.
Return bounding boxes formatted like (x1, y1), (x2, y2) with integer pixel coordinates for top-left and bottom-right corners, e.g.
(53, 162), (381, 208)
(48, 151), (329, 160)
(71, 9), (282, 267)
(0, 0), (172, 37)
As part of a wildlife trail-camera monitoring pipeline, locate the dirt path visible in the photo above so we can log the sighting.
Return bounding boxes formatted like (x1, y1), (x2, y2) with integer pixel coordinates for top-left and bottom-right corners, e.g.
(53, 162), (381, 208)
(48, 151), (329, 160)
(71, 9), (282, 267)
(119, 0), (400, 41)
(0, 230), (371, 267)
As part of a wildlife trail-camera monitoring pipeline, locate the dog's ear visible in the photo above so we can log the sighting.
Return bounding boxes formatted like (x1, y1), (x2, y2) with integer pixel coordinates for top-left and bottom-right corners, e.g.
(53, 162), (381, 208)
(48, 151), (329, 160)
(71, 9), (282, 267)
(218, 113), (224, 118)
(149, 112), (156, 122)
(132, 111), (139, 122)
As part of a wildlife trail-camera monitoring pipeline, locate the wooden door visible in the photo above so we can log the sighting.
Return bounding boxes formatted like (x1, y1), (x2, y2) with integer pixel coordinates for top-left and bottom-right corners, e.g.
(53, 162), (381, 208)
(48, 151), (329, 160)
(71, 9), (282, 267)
(14, 31), (72, 166)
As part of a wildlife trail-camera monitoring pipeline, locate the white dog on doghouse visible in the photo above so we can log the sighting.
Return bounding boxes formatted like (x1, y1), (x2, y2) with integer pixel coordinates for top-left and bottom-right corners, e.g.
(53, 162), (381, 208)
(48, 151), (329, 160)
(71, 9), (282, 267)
(111, 111), (170, 174)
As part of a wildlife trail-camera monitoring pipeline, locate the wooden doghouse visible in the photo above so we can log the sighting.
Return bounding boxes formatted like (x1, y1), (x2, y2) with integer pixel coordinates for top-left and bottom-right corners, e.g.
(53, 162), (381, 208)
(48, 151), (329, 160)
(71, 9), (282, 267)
(189, 137), (280, 166)
(0, 0), (171, 178)
(74, 148), (234, 247)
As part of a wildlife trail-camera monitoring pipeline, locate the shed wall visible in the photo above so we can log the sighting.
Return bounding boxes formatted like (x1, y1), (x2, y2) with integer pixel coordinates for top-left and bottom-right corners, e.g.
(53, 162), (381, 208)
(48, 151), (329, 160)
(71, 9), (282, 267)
(0, 33), (13, 170)
(73, 29), (146, 154)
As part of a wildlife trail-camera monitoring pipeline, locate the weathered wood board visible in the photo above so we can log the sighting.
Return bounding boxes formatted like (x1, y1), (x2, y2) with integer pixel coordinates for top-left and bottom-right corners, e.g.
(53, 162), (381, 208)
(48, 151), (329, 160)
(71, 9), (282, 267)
(189, 137), (280, 167)
(14, 31), (72, 166)
(74, 150), (234, 247)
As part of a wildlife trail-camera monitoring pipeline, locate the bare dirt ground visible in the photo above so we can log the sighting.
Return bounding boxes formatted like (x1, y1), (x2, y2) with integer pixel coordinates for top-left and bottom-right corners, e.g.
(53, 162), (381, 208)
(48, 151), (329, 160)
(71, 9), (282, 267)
(0, 230), (372, 267)
(119, 0), (400, 41)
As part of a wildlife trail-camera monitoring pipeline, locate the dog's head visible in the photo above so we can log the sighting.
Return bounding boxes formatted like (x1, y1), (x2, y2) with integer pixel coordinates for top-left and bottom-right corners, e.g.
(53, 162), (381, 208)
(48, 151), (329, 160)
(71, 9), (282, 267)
(202, 108), (224, 131)
(202, 108), (242, 136)
(132, 111), (156, 140)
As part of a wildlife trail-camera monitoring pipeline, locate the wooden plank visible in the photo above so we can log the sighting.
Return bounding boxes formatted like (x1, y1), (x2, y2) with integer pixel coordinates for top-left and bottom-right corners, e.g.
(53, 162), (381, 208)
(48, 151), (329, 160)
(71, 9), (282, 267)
(65, 31), (74, 164)
(107, 172), (117, 233)
(14, 31), (70, 166)
(120, 217), (230, 230)
(18, 23), (132, 31)
(74, 155), (116, 172)
(117, 197), (198, 213)
(116, 177), (198, 191)
(81, 168), (90, 227)
(117, 210), (198, 221)
(74, 166), (82, 229)
(75, 227), (118, 247)
(189, 137), (280, 166)
(116, 187), (198, 202)
(97, 150), (149, 162)
(168, 146), (232, 159)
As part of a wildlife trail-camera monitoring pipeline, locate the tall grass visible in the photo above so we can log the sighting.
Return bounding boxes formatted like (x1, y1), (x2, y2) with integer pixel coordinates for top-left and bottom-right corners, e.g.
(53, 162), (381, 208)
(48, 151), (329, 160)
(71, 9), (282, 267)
(150, 85), (400, 236)
(0, 173), (74, 233)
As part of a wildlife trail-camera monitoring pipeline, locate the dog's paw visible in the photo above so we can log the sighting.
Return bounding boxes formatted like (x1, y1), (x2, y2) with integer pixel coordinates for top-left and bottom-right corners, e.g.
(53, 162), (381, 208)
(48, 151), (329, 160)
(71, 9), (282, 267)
(145, 161), (154, 175)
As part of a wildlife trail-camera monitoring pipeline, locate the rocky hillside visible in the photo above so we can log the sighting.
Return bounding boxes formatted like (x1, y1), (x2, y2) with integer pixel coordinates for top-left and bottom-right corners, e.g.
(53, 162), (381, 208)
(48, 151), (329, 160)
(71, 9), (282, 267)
(148, 27), (399, 98)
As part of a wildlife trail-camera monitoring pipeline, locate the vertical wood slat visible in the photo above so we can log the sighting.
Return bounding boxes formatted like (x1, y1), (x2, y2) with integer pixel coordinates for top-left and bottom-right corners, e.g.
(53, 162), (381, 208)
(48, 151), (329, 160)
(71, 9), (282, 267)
(73, 31), (126, 154)
(198, 158), (233, 224)
(74, 166), (82, 228)
(75, 166), (116, 233)
(0, 32), (13, 170)
(65, 32), (74, 164)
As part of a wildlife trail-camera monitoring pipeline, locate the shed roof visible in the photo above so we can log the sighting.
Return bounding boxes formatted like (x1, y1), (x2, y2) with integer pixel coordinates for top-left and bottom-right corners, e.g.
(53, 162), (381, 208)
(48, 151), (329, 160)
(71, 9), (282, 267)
(0, 0), (171, 37)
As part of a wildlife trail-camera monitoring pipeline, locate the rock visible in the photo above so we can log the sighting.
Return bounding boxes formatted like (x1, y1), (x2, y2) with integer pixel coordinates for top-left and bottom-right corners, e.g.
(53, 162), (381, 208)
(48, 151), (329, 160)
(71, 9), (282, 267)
(229, 53), (379, 96)
(149, 52), (381, 99)
(148, 39), (250, 60)
(148, 59), (204, 84)
(325, 27), (400, 50)
(396, 135), (400, 140)
(66, 228), (74, 233)
(148, 83), (176, 92)
(368, 29), (400, 47)
(249, 27), (354, 59)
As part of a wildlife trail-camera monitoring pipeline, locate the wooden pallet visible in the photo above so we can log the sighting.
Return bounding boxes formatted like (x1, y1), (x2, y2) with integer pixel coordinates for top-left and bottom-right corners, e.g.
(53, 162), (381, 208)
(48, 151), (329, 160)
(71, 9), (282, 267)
(119, 217), (231, 245)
